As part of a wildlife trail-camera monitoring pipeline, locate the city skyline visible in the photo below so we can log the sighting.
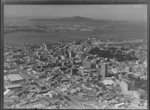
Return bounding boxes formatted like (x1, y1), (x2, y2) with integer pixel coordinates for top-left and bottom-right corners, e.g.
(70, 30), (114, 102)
(4, 4), (148, 109)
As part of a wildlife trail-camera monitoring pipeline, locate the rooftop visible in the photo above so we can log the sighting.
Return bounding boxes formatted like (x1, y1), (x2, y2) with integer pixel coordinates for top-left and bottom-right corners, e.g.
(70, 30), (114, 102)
(5, 84), (22, 89)
(5, 74), (24, 82)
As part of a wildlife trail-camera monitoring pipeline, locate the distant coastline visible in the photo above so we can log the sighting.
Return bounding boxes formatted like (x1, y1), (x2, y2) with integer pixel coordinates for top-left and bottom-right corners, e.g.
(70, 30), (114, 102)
(4, 16), (147, 46)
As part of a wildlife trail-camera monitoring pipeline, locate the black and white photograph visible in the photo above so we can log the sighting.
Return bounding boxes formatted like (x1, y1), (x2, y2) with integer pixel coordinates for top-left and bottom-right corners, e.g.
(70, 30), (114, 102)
(3, 4), (147, 109)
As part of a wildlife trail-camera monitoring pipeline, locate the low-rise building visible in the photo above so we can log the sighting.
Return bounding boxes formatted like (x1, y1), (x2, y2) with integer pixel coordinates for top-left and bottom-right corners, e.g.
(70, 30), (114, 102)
(5, 84), (22, 90)
(4, 74), (25, 84)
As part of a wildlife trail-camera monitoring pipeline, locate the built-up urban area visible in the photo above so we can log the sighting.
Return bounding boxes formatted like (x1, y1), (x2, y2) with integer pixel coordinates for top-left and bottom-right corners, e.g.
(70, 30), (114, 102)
(4, 38), (147, 109)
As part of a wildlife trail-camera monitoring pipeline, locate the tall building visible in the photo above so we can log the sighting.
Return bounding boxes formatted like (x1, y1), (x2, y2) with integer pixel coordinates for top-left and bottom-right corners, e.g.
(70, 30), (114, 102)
(79, 66), (84, 76)
(100, 63), (108, 78)
(61, 61), (65, 67)
(71, 66), (78, 75)
(67, 50), (72, 58)
(83, 60), (91, 69)
(125, 66), (132, 73)
(119, 80), (128, 93)
(91, 63), (97, 69)
(39, 43), (48, 51)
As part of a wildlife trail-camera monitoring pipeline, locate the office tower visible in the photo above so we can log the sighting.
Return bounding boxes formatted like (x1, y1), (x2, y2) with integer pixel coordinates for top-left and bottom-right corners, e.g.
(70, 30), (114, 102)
(72, 68), (78, 75)
(61, 61), (64, 67)
(125, 66), (132, 73)
(100, 63), (108, 78)
(83, 60), (91, 69)
(71, 66), (77, 75)
(79, 66), (84, 76)
(40, 43), (48, 51)
(67, 49), (72, 59)
(91, 63), (96, 69)
(68, 51), (72, 58)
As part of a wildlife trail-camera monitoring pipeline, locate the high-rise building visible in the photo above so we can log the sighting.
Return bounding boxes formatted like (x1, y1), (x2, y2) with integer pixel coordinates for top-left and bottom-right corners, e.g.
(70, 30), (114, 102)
(72, 68), (78, 75)
(125, 66), (132, 73)
(68, 51), (72, 58)
(91, 63), (97, 69)
(100, 63), (108, 78)
(40, 43), (48, 51)
(71, 66), (78, 75)
(79, 66), (84, 76)
(61, 61), (65, 67)
(83, 60), (91, 69)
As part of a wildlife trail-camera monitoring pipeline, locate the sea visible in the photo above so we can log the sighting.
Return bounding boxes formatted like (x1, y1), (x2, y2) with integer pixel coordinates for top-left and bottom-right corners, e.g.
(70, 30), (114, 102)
(4, 18), (147, 47)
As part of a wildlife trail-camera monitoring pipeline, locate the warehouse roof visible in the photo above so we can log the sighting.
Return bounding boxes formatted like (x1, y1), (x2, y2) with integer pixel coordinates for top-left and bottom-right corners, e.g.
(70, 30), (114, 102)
(5, 74), (24, 82)
(6, 84), (22, 89)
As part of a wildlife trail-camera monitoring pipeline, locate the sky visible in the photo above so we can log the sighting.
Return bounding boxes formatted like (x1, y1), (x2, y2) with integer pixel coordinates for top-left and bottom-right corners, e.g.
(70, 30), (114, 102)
(4, 5), (147, 21)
